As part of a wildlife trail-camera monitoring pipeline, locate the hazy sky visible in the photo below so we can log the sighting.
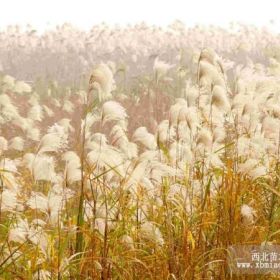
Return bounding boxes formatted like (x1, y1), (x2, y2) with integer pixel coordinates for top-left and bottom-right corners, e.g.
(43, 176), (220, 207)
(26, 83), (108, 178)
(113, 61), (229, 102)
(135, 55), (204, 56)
(0, 0), (279, 32)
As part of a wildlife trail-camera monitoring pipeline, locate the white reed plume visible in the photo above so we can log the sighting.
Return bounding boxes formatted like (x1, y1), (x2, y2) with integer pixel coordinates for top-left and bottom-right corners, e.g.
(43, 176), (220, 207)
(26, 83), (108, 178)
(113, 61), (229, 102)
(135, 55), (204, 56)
(64, 160), (81, 184)
(261, 116), (279, 139)
(62, 151), (80, 163)
(12, 116), (30, 131)
(32, 155), (56, 182)
(111, 125), (129, 147)
(87, 139), (125, 177)
(169, 99), (188, 124)
(205, 152), (224, 169)
(132, 127), (157, 150)
(62, 151), (81, 184)
(248, 166), (267, 180)
(241, 204), (256, 224)
(0, 136), (8, 154)
(153, 57), (174, 81)
(101, 101), (127, 124)
(42, 105), (54, 117)
(170, 100), (199, 132)
(169, 141), (193, 165)
(86, 133), (108, 150)
(125, 160), (149, 191)
(238, 158), (268, 180)
(28, 93), (39, 106)
(28, 104), (43, 122)
(14, 80), (32, 94)
(167, 184), (191, 213)
(52, 98), (61, 107)
(198, 60), (225, 88)
(199, 48), (219, 65)
(62, 100), (74, 113)
(120, 235), (134, 250)
(149, 161), (179, 184)
(2, 75), (15, 89)
(9, 218), (48, 253)
(156, 120), (175, 144)
(9, 136), (24, 151)
(211, 85), (230, 112)
(0, 189), (17, 212)
(81, 113), (100, 140)
(26, 127), (41, 141)
(0, 159), (19, 192)
(140, 221), (164, 246)
(58, 118), (75, 133)
(89, 63), (115, 102)
(8, 218), (30, 243)
(27, 191), (65, 224)
(212, 126), (226, 143)
(37, 124), (68, 154)
(0, 158), (18, 174)
(196, 128), (213, 148)
(185, 83), (199, 107)
(111, 125), (138, 159)
(242, 101), (258, 116)
(0, 94), (19, 121)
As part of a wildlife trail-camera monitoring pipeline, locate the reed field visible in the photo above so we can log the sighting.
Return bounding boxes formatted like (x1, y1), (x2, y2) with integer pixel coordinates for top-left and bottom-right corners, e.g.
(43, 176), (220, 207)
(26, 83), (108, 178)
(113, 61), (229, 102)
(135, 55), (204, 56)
(1, 22), (280, 279)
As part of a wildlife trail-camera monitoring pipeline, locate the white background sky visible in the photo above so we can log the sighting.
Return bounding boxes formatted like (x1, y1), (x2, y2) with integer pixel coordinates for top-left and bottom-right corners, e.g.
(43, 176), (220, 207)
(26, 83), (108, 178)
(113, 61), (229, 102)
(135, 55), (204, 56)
(0, 0), (279, 32)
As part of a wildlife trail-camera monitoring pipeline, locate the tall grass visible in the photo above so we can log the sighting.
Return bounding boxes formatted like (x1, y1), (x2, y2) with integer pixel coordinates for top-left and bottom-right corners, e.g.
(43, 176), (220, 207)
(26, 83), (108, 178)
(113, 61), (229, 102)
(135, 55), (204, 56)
(1, 24), (280, 280)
